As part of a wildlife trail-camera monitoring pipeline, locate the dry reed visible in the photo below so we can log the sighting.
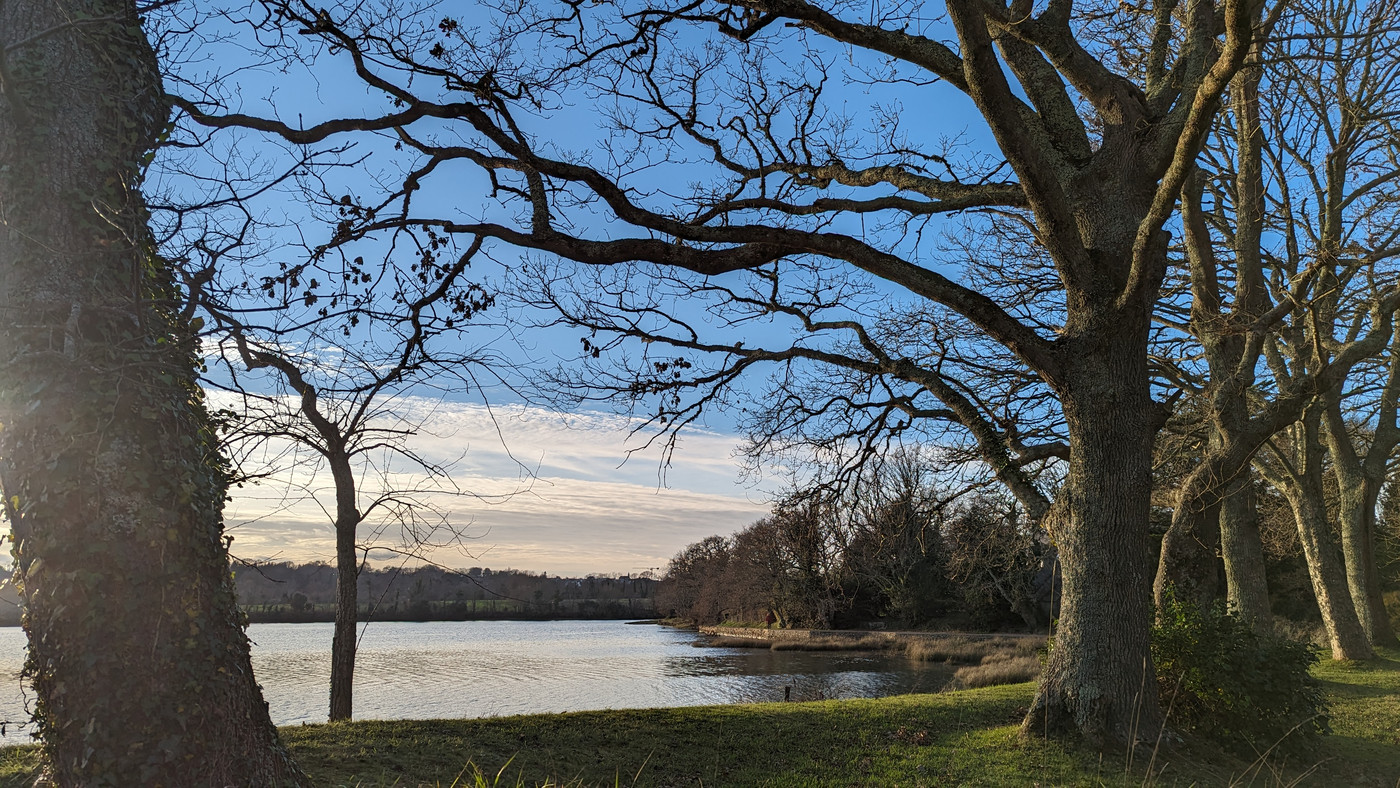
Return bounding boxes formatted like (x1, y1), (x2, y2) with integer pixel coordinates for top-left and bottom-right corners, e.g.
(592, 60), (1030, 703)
(947, 655), (1041, 689)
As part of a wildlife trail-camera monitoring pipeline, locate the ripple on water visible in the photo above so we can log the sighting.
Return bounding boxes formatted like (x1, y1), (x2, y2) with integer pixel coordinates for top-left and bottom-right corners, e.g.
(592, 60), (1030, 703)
(0, 620), (954, 740)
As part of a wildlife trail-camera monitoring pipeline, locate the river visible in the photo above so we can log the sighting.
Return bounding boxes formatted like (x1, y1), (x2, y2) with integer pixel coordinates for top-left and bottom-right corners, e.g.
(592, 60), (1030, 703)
(0, 620), (954, 744)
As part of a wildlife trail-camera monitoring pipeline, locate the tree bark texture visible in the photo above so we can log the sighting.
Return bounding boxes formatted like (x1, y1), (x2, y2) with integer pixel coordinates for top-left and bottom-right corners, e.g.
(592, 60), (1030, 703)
(1262, 412), (1372, 660)
(329, 450), (362, 722)
(1024, 329), (1162, 745)
(0, 2), (305, 783)
(1155, 472), (1223, 611)
(1220, 472), (1271, 629)
(1324, 397), (1399, 646)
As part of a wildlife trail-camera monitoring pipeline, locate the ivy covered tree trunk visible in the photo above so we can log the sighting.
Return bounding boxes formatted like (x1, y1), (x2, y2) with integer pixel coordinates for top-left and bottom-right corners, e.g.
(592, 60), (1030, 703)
(0, 1), (305, 783)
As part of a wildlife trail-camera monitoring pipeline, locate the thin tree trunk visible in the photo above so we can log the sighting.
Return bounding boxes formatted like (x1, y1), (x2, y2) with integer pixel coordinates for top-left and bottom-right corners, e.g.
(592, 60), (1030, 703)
(0, 1), (304, 782)
(329, 451), (362, 721)
(1025, 332), (1162, 744)
(227, 338), (368, 721)
(1214, 53), (1273, 632)
(1328, 451), (1397, 646)
(1334, 481), (1396, 645)
(1289, 488), (1373, 659)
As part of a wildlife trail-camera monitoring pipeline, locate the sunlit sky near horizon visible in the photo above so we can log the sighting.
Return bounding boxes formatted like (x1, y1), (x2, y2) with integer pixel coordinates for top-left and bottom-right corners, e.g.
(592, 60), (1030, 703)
(218, 394), (775, 576)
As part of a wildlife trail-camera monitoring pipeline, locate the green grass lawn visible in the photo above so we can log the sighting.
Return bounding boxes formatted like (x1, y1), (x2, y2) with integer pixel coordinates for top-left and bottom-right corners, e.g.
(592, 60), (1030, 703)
(3, 650), (1399, 786)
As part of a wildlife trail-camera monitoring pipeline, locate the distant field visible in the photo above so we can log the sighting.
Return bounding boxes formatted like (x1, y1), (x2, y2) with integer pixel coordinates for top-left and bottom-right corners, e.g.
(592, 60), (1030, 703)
(3, 649), (1398, 786)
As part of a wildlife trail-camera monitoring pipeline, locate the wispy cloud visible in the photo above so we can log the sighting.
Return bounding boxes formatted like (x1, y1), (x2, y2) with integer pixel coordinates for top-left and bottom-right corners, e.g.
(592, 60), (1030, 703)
(218, 396), (774, 575)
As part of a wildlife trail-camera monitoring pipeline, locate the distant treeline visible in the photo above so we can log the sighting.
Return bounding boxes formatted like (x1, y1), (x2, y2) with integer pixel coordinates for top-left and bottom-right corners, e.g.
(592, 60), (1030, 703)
(656, 454), (1058, 632)
(233, 562), (659, 622)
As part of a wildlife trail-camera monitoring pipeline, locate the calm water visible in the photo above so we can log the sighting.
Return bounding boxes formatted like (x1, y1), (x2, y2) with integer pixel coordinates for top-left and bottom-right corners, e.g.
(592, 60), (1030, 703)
(0, 620), (951, 743)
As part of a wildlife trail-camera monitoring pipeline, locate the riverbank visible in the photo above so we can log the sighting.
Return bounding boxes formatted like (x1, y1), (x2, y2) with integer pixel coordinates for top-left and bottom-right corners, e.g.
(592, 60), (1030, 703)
(697, 624), (1043, 650)
(2, 649), (1397, 786)
(698, 625), (1046, 688)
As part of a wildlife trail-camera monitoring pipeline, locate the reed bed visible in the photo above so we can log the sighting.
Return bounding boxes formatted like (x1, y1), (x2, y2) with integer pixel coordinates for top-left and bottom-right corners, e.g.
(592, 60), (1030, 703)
(701, 629), (1046, 683)
(770, 635), (894, 651)
(947, 654), (1042, 689)
(902, 634), (1043, 665)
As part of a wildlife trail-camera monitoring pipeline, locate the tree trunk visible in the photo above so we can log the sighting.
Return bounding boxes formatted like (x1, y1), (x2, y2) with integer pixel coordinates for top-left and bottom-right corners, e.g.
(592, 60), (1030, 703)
(1025, 332), (1161, 745)
(1332, 462), (1397, 647)
(1324, 399), (1399, 646)
(1220, 472), (1272, 629)
(1264, 412), (1372, 660)
(1213, 55), (1274, 632)
(1156, 53), (1278, 629)
(1155, 478), (1222, 610)
(0, 2), (305, 783)
(1288, 488), (1372, 659)
(328, 451), (362, 722)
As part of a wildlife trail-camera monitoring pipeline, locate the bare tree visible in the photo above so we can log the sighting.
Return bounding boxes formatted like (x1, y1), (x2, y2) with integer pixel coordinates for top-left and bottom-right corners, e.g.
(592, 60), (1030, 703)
(841, 449), (952, 628)
(1151, 0), (1400, 656)
(196, 230), (499, 721)
(1247, 0), (1400, 658)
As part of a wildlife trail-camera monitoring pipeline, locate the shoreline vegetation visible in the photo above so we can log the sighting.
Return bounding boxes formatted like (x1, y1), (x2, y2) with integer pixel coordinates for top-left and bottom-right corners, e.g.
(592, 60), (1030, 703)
(696, 625), (1046, 689)
(2, 648), (1397, 786)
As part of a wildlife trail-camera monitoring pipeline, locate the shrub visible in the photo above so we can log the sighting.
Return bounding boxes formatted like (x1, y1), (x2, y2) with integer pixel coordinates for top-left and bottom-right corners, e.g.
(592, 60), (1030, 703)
(1152, 592), (1328, 754)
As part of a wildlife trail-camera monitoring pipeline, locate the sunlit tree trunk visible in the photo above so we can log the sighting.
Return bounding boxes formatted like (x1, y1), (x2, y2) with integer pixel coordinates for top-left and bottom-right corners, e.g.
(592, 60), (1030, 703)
(1258, 412), (1372, 660)
(1324, 384), (1400, 647)
(1027, 327), (1161, 743)
(0, 1), (305, 782)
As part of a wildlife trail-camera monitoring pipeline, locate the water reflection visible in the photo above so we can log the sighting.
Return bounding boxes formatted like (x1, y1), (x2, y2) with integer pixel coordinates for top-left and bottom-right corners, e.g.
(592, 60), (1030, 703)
(0, 620), (954, 743)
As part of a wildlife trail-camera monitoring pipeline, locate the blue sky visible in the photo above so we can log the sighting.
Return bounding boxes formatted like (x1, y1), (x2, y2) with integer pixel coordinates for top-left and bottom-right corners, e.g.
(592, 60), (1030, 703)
(144, 1), (1013, 575)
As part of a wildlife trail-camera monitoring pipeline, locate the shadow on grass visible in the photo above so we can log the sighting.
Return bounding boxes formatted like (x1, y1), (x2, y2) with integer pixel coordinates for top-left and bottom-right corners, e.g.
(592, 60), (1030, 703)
(3, 660), (1400, 786)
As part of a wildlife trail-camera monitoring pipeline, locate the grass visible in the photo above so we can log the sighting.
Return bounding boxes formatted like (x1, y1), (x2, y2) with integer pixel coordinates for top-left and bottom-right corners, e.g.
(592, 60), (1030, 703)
(770, 635), (893, 651)
(2, 650), (1398, 786)
(1307, 644), (1400, 779)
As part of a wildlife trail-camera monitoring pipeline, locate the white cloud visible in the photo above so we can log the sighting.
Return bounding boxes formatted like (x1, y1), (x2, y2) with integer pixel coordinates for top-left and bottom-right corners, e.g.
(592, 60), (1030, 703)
(218, 396), (774, 575)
